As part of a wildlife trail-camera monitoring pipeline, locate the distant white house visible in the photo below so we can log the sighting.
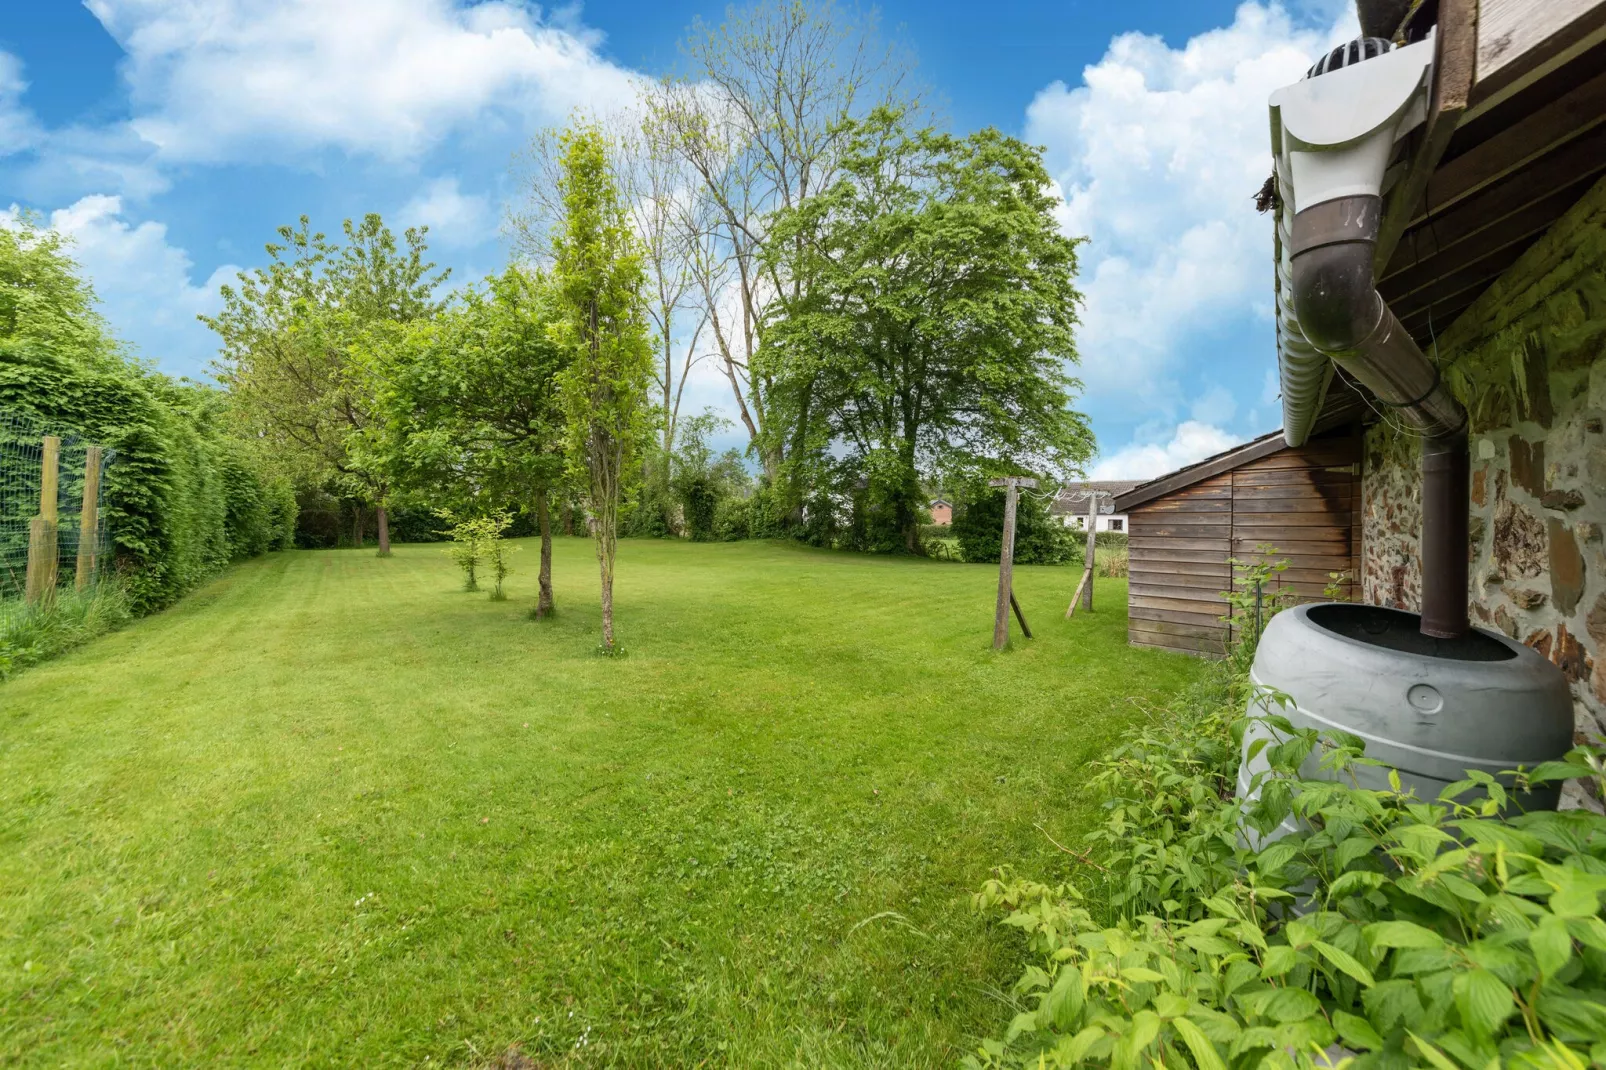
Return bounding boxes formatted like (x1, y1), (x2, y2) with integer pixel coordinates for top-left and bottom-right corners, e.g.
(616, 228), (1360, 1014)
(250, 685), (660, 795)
(1051, 481), (1140, 533)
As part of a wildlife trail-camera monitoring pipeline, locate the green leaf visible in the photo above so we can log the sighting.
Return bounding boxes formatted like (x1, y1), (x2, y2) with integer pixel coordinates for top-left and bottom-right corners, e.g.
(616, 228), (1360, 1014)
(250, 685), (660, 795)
(1526, 760), (1597, 784)
(1056, 1025), (1106, 1065)
(1314, 939), (1375, 987)
(1331, 1010), (1383, 1051)
(1407, 1033), (1462, 1070)
(1530, 916), (1574, 977)
(1171, 1016), (1226, 1070)
(1120, 966), (1166, 984)
(1365, 920), (1445, 950)
(1249, 986), (1322, 1023)
(1328, 870), (1386, 898)
(1259, 945), (1301, 978)
(1453, 967), (1515, 1037)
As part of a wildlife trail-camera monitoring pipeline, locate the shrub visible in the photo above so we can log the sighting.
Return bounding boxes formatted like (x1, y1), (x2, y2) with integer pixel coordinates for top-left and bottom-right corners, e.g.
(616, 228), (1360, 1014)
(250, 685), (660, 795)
(681, 475), (719, 542)
(714, 495), (751, 541)
(968, 664), (1606, 1069)
(953, 480), (1073, 564)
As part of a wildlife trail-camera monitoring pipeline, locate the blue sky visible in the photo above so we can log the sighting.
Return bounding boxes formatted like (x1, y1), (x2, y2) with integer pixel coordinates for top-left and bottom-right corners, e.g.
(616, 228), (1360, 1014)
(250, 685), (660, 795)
(0, 0), (1353, 479)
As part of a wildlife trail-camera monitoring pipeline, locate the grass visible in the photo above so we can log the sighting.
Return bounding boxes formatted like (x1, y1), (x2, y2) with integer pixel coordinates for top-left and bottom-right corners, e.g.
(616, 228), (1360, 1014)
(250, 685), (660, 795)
(0, 538), (1204, 1067)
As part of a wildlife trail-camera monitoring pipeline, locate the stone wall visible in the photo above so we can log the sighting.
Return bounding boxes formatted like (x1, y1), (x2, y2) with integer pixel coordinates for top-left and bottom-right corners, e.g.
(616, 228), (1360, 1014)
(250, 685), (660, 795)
(1361, 176), (1606, 766)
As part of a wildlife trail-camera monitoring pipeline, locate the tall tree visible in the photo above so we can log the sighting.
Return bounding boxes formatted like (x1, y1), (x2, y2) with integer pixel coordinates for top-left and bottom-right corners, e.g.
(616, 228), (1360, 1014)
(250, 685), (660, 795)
(764, 108), (1094, 552)
(203, 215), (446, 554)
(0, 212), (119, 369)
(549, 126), (654, 652)
(651, 0), (911, 487)
(363, 267), (569, 617)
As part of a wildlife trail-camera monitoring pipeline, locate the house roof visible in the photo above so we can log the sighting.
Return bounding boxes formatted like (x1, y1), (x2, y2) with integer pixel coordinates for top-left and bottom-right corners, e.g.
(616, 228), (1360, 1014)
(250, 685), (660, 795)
(1051, 481), (1141, 514)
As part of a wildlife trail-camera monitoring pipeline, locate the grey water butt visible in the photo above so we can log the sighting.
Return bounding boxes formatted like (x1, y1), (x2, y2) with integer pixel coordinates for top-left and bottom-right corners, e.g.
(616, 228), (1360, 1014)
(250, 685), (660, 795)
(1237, 603), (1575, 826)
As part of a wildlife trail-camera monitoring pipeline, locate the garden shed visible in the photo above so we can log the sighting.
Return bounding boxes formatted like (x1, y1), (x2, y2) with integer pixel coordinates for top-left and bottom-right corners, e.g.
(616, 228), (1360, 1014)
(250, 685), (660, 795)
(1115, 418), (1365, 656)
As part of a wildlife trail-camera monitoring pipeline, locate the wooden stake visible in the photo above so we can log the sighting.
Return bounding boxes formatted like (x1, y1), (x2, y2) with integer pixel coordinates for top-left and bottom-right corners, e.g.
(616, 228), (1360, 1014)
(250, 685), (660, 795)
(25, 436), (61, 605)
(990, 476), (1038, 649)
(76, 445), (103, 591)
(1065, 569), (1091, 618)
(1010, 591), (1033, 638)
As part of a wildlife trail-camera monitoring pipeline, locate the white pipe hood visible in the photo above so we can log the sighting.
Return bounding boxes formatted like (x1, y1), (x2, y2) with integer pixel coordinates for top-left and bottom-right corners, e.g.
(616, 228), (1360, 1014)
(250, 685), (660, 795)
(1269, 35), (1434, 447)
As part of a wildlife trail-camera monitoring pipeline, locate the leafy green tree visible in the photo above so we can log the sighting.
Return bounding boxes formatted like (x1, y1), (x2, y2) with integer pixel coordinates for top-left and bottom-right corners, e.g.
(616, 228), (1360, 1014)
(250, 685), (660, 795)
(0, 213), (119, 369)
(549, 125), (654, 653)
(203, 215), (446, 555)
(365, 267), (570, 618)
(764, 108), (1094, 552)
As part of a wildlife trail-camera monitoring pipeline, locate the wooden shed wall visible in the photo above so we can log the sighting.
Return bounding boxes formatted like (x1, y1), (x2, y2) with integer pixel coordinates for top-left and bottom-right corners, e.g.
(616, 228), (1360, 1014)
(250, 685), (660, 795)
(1126, 435), (1362, 656)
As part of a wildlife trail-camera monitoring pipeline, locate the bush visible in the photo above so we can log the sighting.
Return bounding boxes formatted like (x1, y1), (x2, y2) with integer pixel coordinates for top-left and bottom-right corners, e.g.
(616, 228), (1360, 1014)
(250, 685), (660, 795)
(967, 662), (1606, 1069)
(953, 481), (1074, 565)
(681, 475), (719, 542)
(714, 495), (751, 541)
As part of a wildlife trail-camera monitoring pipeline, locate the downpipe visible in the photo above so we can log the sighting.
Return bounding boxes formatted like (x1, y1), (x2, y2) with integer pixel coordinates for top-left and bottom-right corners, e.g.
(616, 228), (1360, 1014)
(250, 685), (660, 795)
(1289, 193), (1470, 639)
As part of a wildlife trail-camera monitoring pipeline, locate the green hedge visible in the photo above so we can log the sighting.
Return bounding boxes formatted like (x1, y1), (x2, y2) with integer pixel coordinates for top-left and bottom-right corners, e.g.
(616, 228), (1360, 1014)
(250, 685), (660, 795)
(0, 342), (294, 611)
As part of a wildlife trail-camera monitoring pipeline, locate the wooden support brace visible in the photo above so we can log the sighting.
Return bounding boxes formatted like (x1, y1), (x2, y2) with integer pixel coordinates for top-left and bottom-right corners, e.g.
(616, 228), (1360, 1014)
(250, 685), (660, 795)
(1065, 570), (1092, 618)
(1010, 590), (1033, 639)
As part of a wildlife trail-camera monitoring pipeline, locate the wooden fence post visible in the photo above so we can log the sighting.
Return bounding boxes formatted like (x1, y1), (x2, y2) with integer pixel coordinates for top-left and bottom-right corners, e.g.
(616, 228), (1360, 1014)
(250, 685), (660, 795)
(24, 435), (60, 605)
(991, 476), (1038, 649)
(76, 445), (103, 591)
(1081, 492), (1098, 612)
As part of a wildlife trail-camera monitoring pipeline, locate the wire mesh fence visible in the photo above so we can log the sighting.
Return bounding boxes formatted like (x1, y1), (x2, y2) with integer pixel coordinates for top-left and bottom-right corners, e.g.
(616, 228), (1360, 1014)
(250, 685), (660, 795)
(0, 408), (116, 606)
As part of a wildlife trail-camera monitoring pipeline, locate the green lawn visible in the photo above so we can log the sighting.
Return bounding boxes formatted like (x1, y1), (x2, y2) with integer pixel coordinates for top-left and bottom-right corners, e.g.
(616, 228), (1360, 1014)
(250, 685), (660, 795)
(0, 538), (1203, 1067)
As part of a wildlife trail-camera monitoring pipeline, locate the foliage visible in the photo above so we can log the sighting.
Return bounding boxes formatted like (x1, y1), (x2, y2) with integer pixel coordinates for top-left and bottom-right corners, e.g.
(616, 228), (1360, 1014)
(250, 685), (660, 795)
(671, 410), (744, 542)
(204, 214), (447, 544)
(969, 652), (1606, 1068)
(644, 0), (911, 482)
(763, 107), (1093, 552)
(953, 480), (1075, 565)
(549, 123), (655, 652)
(362, 264), (567, 612)
(713, 493), (751, 541)
(1096, 548), (1129, 579)
(0, 212), (119, 370)
(0, 343), (292, 611)
(436, 510), (515, 594)
(1220, 546), (1297, 678)
(0, 581), (131, 680)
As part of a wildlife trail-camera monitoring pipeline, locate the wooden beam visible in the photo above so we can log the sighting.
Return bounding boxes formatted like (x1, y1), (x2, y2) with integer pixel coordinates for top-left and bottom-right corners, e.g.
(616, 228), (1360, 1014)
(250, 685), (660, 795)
(1373, 0), (1477, 272)
(1476, 0), (1606, 102)
(1423, 67), (1606, 220)
(1381, 142), (1606, 287)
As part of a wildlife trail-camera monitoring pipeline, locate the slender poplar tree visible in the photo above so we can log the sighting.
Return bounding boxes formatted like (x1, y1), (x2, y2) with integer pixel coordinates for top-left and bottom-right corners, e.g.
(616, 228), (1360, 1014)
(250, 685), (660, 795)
(549, 124), (653, 653)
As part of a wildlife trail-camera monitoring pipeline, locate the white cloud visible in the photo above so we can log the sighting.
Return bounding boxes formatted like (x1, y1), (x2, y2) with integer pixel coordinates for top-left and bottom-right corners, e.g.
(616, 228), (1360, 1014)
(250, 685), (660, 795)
(0, 50), (41, 156)
(400, 177), (492, 248)
(1090, 420), (1239, 480)
(1028, 2), (1354, 413)
(87, 0), (644, 164)
(21, 195), (235, 375)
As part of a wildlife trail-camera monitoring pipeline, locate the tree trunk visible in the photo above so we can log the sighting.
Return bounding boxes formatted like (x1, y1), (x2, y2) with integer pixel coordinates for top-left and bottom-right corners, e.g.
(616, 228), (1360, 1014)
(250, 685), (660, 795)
(535, 491), (554, 619)
(375, 504), (392, 556)
(352, 505), (364, 549)
(600, 559), (615, 651)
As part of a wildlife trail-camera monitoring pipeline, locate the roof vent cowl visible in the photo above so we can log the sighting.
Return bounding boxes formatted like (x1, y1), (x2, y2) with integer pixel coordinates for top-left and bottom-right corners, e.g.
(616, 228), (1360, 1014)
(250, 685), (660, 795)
(1306, 37), (1392, 79)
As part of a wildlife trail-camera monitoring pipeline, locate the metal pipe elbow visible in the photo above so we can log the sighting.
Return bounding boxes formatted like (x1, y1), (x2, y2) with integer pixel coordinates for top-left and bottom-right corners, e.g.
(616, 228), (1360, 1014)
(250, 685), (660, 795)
(1287, 195), (1384, 354)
